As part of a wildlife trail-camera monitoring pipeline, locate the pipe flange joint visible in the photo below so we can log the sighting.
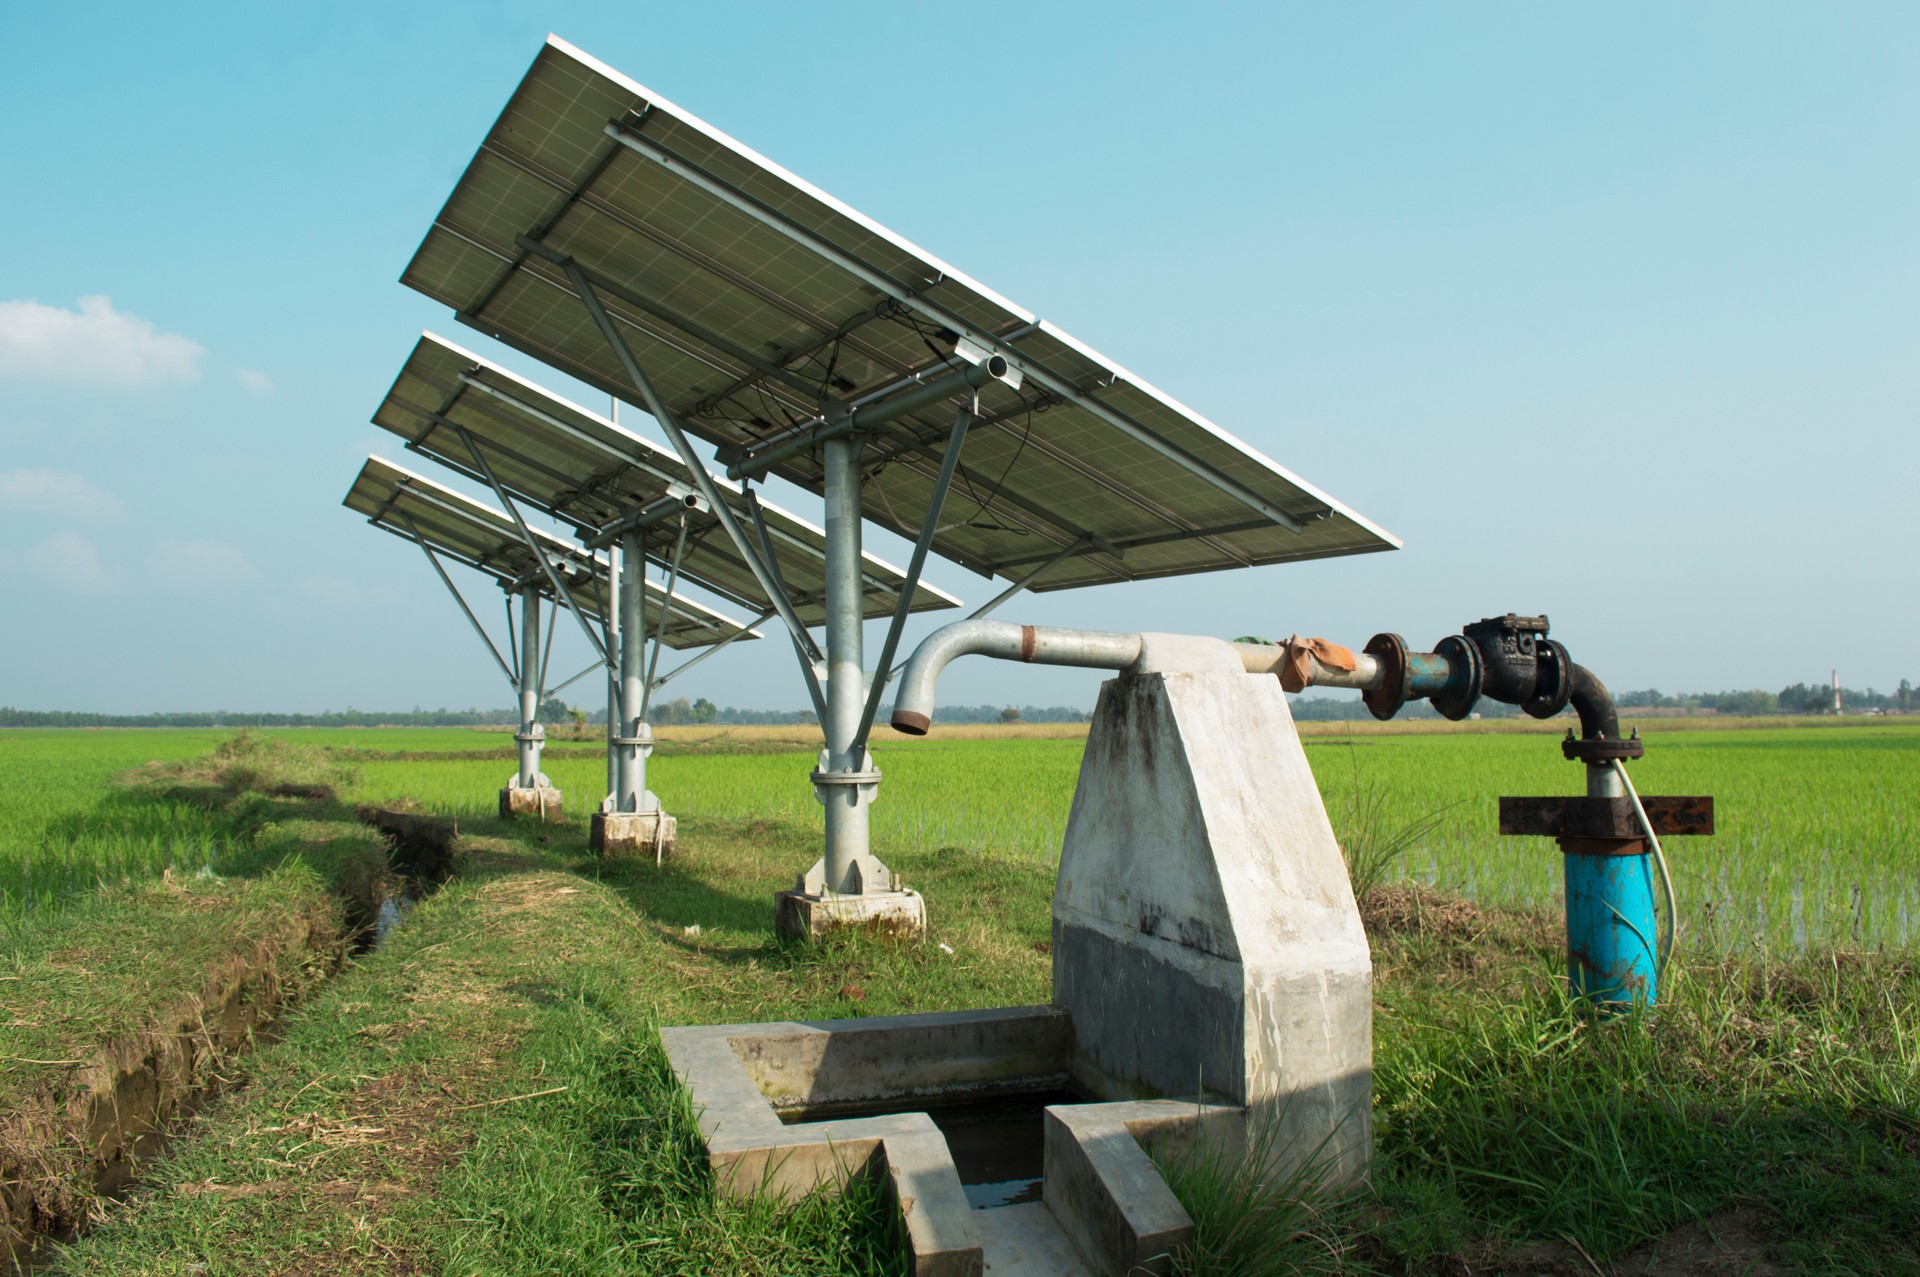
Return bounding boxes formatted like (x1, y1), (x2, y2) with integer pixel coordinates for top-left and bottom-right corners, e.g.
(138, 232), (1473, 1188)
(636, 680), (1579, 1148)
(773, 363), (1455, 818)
(811, 749), (881, 807)
(1562, 735), (1645, 763)
(1428, 634), (1483, 721)
(514, 726), (545, 745)
(610, 736), (656, 752)
(1524, 639), (1575, 720)
(1361, 632), (1410, 721)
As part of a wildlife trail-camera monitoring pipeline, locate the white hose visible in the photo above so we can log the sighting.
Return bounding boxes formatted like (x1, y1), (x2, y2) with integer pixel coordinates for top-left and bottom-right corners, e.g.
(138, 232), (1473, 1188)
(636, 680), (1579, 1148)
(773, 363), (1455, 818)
(1613, 758), (1679, 976)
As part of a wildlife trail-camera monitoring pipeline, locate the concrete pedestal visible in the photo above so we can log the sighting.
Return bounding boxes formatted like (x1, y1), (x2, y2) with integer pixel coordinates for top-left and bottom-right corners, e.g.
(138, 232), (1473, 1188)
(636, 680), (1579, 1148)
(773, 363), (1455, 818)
(591, 809), (677, 858)
(498, 786), (563, 820)
(774, 886), (927, 942)
(1052, 648), (1373, 1186)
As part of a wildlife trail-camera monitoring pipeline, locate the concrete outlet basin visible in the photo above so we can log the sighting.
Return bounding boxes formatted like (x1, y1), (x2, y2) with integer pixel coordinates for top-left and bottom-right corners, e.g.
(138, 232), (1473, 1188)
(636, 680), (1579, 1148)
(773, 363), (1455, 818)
(661, 1005), (1241, 1277)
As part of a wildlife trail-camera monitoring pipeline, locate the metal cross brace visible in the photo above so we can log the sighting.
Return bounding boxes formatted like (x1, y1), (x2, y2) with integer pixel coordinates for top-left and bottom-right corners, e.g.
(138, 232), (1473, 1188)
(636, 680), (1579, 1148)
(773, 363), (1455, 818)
(852, 399), (973, 756)
(743, 490), (829, 725)
(640, 520), (688, 721)
(400, 514), (517, 688)
(559, 258), (825, 667)
(454, 425), (609, 665)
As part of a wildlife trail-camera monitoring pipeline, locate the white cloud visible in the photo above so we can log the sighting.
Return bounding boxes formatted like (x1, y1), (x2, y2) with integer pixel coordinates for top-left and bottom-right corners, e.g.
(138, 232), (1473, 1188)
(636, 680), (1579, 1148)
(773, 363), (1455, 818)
(0, 468), (126, 522)
(148, 538), (261, 591)
(19, 531), (113, 593)
(236, 368), (272, 396)
(0, 295), (204, 387)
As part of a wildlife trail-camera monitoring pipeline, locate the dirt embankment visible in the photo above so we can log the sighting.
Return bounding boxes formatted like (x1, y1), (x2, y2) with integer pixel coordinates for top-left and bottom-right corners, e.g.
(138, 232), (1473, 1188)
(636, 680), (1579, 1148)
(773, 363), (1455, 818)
(1, 879), (347, 1260)
(1, 742), (461, 1264)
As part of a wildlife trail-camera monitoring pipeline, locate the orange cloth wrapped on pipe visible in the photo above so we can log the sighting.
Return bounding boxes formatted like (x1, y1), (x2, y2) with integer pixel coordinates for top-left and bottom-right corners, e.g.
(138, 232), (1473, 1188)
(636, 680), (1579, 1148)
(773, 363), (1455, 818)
(1276, 635), (1357, 694)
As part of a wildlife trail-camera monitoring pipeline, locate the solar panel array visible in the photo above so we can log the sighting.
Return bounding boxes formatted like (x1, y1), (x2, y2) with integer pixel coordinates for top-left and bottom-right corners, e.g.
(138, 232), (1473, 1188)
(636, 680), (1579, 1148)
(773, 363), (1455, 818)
(373, 332), (959, 625)
(344, 455), (753, 650)
(403, 36), (1398, 594)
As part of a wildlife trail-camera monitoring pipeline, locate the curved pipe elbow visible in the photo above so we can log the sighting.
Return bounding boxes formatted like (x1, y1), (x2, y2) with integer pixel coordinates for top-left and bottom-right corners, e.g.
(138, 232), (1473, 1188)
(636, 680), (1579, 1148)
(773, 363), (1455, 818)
(890, 620), (1143, 735)
(1568, 663), (1621, 742)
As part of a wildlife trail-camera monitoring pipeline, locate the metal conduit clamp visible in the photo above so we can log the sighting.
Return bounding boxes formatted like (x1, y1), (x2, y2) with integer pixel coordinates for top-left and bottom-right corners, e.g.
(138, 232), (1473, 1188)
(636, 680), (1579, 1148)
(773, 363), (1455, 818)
(810, 750), (882, 809)
(609, 723), (656, 756)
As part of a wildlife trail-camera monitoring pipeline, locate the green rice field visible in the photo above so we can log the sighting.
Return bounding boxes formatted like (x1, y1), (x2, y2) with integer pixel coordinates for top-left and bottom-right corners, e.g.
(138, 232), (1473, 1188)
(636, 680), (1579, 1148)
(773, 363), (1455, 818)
(3, 719), (1916, 953)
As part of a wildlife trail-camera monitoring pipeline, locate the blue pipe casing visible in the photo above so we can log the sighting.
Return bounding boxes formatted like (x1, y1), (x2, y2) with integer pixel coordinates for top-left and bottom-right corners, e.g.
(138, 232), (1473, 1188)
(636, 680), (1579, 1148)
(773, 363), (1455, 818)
(1562, 843), (1658, 1008)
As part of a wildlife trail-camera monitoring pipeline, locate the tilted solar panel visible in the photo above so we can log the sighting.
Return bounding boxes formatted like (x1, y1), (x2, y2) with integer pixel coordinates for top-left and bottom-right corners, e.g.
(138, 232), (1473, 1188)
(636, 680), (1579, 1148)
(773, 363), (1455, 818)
(402, 36), (1398, 593)
(372, 331), (960, 624)
(343, 455), (754, 650)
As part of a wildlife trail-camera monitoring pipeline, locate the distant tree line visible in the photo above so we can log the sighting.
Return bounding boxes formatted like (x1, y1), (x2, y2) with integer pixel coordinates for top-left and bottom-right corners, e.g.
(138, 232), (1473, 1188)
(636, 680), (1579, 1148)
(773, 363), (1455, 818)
(1621, 680), (1915, 715)
(8, 678), (1909, 731)
(570, 698), (1093, 727)
(1286, 677), (1916, 722)
(0, 705), (525, 729)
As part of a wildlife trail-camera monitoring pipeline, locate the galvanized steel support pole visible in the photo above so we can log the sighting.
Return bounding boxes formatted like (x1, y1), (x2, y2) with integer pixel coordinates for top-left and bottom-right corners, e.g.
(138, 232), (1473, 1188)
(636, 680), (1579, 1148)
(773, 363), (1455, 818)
(516, 586), (543, 789)
(605, 545), (620, 799)
(820, 435), (872, 895)
(615, 529), (648, 813)
(605, 666), (619, 798)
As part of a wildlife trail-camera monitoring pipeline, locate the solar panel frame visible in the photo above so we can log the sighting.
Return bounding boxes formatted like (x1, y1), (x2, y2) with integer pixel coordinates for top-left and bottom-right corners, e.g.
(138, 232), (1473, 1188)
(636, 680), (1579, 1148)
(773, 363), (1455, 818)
(372, 332), (962, 623)
(344, 455), (754, 650)
(403, 36), (1400, 594)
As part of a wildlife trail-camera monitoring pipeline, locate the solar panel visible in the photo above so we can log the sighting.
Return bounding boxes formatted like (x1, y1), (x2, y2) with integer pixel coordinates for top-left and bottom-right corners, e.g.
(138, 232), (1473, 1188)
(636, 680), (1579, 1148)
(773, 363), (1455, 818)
(344, 455), (754, 650)
(373, 331), (960, 624)
(402, 35), (1399, 593)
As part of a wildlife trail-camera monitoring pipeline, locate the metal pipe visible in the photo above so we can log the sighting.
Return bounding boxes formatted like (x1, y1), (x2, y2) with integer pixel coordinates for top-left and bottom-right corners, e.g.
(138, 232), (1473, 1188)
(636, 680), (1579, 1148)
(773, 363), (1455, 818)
(583, 492), (699, 551)
(606, 545), (620, 798)
(891, 620), (1146, 735)
(605, 665), (618, 798)
(886, 535), (1096, 684)
(820, 435), (869, 894)
(725, 357), (1013, 482)
(1569, 663), (1621, 742)
(615, 529), (647, 812)
(516, 586), (543, 788)
(1229, 640), (1389, 691)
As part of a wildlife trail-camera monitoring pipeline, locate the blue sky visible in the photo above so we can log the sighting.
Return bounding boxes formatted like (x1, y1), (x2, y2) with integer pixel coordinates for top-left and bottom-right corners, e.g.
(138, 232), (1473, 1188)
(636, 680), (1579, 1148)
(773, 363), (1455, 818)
(1, 2), (1914, 715)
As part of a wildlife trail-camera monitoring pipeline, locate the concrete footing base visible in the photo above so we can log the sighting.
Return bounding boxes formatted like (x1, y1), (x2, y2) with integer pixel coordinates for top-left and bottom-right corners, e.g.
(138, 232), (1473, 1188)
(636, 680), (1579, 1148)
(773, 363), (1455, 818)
(774, 887), (927, 942)
(591, 810), (677, 858)
(498, 787), (563, 820)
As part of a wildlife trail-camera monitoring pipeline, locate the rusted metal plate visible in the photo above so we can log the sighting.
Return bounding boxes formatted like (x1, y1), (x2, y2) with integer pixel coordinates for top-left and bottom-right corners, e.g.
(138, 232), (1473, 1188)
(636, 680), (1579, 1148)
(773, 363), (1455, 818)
(1498, 795), (1715, 839)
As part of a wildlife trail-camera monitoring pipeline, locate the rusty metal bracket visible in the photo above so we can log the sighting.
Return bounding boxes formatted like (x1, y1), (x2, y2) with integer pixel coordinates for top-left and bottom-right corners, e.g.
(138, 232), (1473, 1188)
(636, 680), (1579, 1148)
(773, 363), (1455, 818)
(1499, 795), (1714, 840)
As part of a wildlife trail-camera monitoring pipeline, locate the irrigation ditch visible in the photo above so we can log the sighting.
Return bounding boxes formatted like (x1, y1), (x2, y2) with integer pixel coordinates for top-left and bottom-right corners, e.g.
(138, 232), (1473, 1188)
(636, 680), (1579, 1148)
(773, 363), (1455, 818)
(0, 775), (460, 1270)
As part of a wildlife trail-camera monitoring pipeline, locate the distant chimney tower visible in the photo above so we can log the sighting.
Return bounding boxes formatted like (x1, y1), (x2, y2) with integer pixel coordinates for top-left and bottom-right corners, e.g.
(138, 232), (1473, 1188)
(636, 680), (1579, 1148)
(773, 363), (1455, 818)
(1833, 669), (1842, 714)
